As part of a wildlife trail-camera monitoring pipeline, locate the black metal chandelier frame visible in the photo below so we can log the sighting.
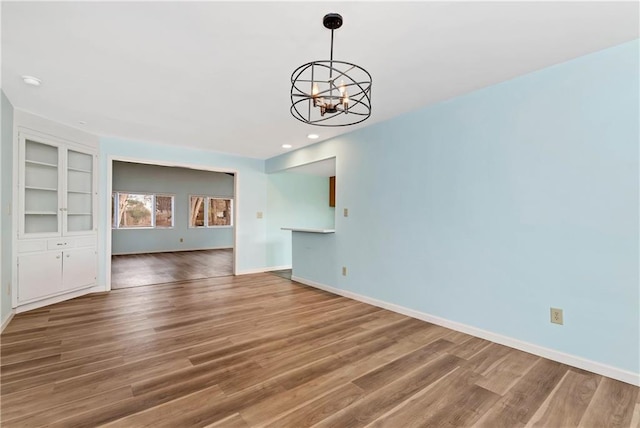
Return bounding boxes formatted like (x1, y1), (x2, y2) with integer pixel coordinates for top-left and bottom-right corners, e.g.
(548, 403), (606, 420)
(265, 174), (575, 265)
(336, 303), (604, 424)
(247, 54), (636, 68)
(290, 13), (372, 127)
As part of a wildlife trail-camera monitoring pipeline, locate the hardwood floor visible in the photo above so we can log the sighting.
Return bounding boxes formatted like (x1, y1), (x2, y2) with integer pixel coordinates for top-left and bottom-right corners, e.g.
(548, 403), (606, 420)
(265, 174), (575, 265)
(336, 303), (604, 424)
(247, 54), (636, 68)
(1, 273), (638, 427)
(111, 249), (233, 289)
(269, 269), (292, 280)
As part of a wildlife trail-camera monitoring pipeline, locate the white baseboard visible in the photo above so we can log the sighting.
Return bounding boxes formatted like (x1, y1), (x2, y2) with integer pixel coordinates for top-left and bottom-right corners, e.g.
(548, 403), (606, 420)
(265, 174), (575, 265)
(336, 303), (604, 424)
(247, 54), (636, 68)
(236, 265), (292, 276)
(112, 246), (233, 256)
(15, 285), (95, 314)
(292, 275), (640, 387)
(1, 310), (15, 333)
(267, 265), (292, 272)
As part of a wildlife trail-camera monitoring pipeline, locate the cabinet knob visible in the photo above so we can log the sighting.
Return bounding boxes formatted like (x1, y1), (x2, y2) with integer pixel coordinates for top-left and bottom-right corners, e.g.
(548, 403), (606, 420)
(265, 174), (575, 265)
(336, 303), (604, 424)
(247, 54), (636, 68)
(66, 254), (70, 258)
(56, 255), (61, 259)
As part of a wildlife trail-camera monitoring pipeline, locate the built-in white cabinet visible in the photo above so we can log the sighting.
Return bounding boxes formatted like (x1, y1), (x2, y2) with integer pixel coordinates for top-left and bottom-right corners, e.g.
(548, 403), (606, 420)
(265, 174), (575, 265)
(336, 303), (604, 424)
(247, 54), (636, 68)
(17, 247), (97, 302)
(16, 130), (98, 306)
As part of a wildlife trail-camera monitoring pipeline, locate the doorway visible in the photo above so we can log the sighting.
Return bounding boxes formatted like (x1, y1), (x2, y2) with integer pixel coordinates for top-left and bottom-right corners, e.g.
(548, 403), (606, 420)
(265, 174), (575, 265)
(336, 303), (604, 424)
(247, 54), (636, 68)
(107, 159), (237, 290)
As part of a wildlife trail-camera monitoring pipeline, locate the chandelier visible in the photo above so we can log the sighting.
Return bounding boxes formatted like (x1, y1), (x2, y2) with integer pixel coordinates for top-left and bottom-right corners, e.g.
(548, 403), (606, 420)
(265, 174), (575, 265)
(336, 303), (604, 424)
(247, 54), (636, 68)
(290, 13), (372, 127)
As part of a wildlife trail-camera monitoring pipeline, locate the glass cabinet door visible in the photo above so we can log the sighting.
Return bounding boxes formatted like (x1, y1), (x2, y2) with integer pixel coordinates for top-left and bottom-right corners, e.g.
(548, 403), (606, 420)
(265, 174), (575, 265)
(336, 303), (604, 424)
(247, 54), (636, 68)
(23, 139), (60, 235)
(66, 149), (94, 233)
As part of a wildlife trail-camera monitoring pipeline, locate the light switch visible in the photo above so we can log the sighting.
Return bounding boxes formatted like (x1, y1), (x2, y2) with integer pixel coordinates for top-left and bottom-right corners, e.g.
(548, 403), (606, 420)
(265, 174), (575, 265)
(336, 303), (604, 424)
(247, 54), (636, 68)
(257, 212), (263, 219)
(343, 208), (349, 217)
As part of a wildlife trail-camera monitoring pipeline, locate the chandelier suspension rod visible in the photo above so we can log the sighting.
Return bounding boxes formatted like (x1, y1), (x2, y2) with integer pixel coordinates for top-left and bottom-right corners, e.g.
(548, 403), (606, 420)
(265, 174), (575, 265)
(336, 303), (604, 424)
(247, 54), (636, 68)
(329, 29), (334, 80)
(329, 28), (335, 102)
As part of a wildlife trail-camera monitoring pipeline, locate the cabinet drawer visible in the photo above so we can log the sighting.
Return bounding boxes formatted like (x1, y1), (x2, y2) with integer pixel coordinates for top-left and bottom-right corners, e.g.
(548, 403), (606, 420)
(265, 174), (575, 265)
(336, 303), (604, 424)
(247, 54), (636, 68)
(47, 238), (73, 250)
(17, 240), (47, 253)
(74, 236), (97, 248)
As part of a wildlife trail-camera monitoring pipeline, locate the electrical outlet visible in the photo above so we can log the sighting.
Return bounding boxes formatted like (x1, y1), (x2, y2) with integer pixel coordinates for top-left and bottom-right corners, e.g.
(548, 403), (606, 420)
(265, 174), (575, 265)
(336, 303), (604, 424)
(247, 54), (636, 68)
(257, 212), (263, 219)
(550, 307), (563, 325)
(343, 208), (349, 217)
(7, 282), (11, 296)
(342, 266), (347, 276)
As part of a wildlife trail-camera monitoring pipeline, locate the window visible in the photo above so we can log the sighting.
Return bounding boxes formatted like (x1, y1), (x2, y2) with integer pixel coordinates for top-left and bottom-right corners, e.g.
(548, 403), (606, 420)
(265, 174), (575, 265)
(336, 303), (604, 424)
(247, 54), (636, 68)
(190, 196), (206, 227)
(190, 196), (233, 227)
(155, 195), (174, 228)
(112, 192), (174, 229)
(209, 198), (232, 226)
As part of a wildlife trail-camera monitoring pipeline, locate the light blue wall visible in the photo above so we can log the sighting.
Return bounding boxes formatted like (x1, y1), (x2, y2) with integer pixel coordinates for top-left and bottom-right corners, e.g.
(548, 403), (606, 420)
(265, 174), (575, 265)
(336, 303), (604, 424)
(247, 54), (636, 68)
(266, 40), (640, 374)
(1, 91), (14, 326)
(266, 171), (335, 267)
(292, 232), (337, 286)
(112, 161), (234, 254)
(100, 137), (267, 281)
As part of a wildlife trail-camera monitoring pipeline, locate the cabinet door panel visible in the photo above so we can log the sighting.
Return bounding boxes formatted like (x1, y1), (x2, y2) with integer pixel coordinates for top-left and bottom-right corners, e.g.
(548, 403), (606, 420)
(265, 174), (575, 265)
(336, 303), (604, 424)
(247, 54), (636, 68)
(24, 215), (59, 234)
(63, 248), (97, 290)
(21, 137), (62, 237)
(25, 140), (58, 164)
(25, 164), (58, 188)
(18, 252), (63, 302)
(66, 149), (94, 234)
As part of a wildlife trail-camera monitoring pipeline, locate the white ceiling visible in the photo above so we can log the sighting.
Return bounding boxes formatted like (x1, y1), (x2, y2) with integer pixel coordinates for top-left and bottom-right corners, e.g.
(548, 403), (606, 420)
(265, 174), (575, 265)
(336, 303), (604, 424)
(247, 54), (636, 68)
(2, 2), (638, 160)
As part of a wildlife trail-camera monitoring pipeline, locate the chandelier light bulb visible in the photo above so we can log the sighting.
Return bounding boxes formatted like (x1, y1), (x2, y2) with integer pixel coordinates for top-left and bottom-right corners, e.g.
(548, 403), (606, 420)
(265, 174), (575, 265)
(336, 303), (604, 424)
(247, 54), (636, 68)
(312, 82), (320, 106)
(338, 80), (346, 96)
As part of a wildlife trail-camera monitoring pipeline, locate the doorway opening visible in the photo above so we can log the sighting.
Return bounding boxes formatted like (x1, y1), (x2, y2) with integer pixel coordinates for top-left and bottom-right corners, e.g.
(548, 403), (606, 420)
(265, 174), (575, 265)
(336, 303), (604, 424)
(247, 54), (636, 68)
(107, 159), (237, 290)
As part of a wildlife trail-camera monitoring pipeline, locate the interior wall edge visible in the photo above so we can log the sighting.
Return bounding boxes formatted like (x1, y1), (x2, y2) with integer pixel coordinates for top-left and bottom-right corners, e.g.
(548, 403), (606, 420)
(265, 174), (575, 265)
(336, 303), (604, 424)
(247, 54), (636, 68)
(0, 310), (15, 333)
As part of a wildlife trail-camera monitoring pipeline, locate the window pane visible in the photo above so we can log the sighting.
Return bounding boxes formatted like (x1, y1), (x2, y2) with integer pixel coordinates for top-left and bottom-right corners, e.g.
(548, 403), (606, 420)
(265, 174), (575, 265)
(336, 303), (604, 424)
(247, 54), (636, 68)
(209, 198), (232, 226)
(118, 193), (153, 227)
(155, 196), (173, 228)
(190, 196), (205, 227)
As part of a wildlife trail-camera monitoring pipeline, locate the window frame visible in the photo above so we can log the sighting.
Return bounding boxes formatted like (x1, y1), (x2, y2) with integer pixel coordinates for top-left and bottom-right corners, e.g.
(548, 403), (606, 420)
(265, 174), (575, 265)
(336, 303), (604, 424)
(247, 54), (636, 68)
(189, 195), (234, 228)
(111, 191), (175, 229)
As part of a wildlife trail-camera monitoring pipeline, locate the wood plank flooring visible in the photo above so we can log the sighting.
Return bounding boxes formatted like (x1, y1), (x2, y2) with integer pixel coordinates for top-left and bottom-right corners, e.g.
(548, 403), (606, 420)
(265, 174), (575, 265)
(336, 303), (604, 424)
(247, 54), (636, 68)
(111, 249), (233, 289)
(1, 273), (638, 427)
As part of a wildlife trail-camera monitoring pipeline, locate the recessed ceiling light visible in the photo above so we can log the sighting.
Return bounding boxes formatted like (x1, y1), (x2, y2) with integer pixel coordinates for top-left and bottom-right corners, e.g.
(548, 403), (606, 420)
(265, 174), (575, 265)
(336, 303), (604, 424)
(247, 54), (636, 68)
(282, 144), (292, 149)
(22, 75), (41, 86)
(307, 134), (319, 140)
